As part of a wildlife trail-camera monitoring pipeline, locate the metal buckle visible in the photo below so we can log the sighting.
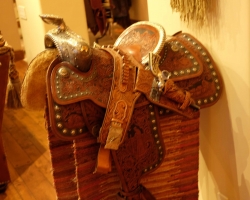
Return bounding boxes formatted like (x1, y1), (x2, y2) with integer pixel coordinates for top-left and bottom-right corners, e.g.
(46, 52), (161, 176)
(149, 52), (171, 101)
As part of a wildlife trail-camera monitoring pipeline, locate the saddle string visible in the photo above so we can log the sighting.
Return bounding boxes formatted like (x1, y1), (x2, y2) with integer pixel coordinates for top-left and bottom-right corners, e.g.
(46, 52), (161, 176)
(163, 79), (199, 110)
(118, 185), (156, 200)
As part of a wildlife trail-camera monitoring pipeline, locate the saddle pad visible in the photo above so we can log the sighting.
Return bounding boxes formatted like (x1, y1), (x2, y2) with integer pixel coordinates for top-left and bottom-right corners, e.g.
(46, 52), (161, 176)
(46, 106), (200, 199)
(44, 104), (78, 199)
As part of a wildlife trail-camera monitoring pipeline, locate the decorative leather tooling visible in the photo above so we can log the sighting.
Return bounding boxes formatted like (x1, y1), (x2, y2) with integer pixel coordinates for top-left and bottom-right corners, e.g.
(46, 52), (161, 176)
(28, 15), (223, 199)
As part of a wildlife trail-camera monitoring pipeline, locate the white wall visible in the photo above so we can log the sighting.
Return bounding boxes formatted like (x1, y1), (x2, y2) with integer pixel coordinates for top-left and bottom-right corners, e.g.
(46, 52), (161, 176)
(0, 0), (22, 50)
(15, 0), (88, 63)
(147, 0), (250, 199)
(15, 0), (43, 63)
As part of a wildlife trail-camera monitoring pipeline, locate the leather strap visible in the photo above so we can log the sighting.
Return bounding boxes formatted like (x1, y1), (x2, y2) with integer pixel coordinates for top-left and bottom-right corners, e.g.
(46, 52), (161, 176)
(117, 44), (142, 63)
(135, 66), (198, 118)
(95, 144), (112, 174)
(96, 47), (141, 173)
(98, 47), (141, 149)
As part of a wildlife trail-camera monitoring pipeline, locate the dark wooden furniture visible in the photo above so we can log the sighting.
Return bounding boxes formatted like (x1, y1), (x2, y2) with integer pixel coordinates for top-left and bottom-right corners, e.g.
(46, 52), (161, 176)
(0, 37), (11, 193)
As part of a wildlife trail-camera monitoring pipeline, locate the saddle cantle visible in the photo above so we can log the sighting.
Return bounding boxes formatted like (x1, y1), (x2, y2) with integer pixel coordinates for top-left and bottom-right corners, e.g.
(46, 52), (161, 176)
(39, 15), (222, 199)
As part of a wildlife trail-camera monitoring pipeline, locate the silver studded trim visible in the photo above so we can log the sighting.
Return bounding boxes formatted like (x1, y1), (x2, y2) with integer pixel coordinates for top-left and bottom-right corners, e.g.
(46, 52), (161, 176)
(159, 108), (171, 116)
(167, 40), (200, 77)
(55, 65), (97, 100)
(54, 104), (86, 137)
(159, 43), (168, 66)
(143, 104), (164, 174)
(43, 16), (93, 73)
(182, 34), (221, 106)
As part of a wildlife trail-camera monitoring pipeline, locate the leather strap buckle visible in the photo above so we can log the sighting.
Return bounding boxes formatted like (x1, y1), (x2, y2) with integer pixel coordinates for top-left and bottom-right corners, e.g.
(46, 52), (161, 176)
(149, 52), (171, 102)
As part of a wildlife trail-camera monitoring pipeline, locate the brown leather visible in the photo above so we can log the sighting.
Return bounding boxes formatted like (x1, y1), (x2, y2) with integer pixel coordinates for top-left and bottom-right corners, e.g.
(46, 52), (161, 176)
(112, 104), (165, 199)
(135, 65), (197, 118)
(118, 44), (142, 62)
(41, 20), (222, 199)
(114, 21), (166, 65)
(161, 32), (222, 108)
(114, 23), (222, 109)
(45, 41), (208, 198)
(95, 144), (112, 174)
(49, 49), (113, 108)
(98, 47), (141, 149)
(46, 48), (117, 141)
(46, 57), (90, 141)
(47, 47), (199, 141)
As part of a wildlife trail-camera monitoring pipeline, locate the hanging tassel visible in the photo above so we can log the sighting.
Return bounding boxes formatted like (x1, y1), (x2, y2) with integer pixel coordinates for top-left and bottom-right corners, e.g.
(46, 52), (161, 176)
(6, 47), (23, 109)
(170, 0), (208, 26)
(6, 66), (22, 108)
(0, 32), (22, 109)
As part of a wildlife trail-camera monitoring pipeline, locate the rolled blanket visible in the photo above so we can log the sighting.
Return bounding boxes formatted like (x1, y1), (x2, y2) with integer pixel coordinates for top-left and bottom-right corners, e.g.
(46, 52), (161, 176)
(21, 48), (58, 111)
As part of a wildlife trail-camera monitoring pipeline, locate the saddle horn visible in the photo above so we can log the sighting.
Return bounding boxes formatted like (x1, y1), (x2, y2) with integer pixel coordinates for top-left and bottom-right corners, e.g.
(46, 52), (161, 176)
(40, 14), (93, 72)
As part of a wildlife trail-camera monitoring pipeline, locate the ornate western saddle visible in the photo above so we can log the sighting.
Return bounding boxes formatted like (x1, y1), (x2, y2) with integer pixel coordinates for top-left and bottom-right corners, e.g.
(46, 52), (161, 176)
(35, 15), (222, 199)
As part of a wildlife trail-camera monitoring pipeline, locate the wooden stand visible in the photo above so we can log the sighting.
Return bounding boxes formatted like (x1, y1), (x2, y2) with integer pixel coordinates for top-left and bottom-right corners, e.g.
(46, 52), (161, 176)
(0, 39), (11, 192)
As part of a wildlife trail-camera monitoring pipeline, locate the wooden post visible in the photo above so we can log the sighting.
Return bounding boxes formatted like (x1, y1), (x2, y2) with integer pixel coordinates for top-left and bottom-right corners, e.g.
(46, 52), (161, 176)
(0, 33), (11, 192)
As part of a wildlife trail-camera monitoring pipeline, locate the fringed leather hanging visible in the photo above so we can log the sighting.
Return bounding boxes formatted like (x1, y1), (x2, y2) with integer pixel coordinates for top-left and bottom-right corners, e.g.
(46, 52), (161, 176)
(7, 60), (23, 109)
(0, 33), (22, 109)
(170, 0), (208, 26)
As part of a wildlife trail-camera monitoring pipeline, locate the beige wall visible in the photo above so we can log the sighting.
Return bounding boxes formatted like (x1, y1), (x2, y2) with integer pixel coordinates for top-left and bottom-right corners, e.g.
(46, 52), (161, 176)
(15, 0), (88, 63)
(148, 0), (250, 199)
(39, 0), (88, 38)
(13, 0), (147, 63)
(0, 0), (22, 50)
(15, 0), (43, 63)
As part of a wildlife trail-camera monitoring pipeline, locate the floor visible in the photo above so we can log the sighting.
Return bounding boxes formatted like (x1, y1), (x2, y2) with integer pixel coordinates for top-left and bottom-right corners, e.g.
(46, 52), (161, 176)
(88, 22), (124, 46)
(0, 58), (56, 200)
(0, 24), (123, 200)
(1, 106), (55, 200)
